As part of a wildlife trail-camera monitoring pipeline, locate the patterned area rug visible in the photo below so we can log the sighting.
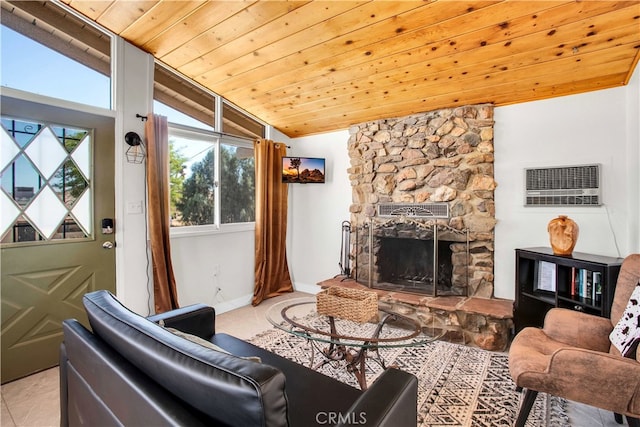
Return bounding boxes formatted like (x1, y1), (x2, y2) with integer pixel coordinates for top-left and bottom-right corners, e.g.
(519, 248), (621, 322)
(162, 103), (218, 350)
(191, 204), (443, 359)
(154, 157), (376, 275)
(248, 325), (569, 427)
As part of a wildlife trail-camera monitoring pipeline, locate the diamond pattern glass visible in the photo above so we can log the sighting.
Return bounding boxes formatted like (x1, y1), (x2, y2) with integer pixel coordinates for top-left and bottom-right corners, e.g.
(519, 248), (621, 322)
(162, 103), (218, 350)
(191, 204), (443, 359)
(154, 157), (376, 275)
(1, 125), (20, 171)
(0, 116), (92, 244)
(0, 191), (20, 238)
(71, 189), (91, 235)
(25, 126), (67, 179)
(25, 186), (68, 239)
(1, 153), (42, 206)
(71, 135), (90, 179)
(51, 159), (88, 208)
(1, 118), (40, 148)
(52, 214), (88, 240)
(53, 126), (89, 153)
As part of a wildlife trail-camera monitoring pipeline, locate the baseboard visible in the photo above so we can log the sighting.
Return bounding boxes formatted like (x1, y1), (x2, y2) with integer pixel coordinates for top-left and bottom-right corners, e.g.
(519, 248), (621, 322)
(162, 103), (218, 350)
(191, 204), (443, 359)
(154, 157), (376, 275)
(213, 283), (321, 314)
(213, 293), (253, 314)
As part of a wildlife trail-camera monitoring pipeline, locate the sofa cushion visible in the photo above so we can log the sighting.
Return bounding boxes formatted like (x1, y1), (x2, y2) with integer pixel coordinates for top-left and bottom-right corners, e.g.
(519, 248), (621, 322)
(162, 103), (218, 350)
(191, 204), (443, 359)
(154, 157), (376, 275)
(161, 322), (262, 363)
(83, 290), (289, 427)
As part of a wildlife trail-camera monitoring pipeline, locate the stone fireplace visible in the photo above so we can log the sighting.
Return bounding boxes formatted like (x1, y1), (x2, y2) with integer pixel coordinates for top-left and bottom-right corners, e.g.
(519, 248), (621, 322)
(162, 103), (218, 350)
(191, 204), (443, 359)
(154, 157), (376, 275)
(348, 104), (497, 299)
(334, 105), (513, 351)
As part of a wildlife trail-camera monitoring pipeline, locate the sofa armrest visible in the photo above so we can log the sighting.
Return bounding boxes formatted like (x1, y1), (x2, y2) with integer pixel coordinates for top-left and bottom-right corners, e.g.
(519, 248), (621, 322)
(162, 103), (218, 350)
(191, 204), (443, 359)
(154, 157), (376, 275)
(337, 368), (417, 427)
(147, 304), (216, 339)
(543, 308), (613, 352)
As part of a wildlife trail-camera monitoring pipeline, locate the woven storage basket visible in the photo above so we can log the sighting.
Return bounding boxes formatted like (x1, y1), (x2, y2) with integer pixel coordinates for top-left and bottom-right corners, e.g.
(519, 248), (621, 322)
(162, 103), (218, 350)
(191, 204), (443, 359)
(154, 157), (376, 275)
(316, 287), (378, 323)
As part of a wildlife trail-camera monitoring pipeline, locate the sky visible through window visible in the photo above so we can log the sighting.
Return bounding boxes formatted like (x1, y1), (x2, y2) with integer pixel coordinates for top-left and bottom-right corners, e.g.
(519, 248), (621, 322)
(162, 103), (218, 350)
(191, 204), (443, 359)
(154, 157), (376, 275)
(1, 26), (111, 109)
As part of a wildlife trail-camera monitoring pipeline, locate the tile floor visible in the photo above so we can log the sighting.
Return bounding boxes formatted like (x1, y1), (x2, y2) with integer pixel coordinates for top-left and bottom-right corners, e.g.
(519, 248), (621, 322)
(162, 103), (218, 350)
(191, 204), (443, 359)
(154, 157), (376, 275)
(0, 291), (631, 426)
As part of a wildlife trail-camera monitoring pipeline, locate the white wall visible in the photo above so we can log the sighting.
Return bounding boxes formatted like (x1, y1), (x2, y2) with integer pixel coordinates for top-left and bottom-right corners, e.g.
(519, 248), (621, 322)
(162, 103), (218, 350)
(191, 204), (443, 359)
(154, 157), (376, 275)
(494, 66), (640, 300)
(113, 39), (155, 315)
(170, 228), (255, 312)
(286, 130), (352, 294)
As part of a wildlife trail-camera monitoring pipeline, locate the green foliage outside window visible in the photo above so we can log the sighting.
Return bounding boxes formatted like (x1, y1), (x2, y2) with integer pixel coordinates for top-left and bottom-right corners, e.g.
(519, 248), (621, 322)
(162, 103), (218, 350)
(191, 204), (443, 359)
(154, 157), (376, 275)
(170, 141), (254, 227)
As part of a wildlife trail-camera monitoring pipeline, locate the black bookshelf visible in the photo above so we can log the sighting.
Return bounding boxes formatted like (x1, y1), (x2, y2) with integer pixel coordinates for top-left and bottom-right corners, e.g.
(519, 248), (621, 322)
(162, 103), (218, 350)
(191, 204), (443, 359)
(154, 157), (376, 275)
(514, 247), (623, 333)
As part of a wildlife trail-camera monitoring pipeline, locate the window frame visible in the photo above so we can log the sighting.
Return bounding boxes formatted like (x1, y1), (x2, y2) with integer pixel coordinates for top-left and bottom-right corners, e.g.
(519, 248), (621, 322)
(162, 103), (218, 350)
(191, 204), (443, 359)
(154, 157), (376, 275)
(167, 122), (255, 238)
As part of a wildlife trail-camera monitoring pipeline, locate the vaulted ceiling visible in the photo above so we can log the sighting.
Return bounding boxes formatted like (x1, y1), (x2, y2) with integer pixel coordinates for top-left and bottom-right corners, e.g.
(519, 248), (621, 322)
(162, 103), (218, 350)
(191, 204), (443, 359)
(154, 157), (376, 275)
(35, 1), (640, 136)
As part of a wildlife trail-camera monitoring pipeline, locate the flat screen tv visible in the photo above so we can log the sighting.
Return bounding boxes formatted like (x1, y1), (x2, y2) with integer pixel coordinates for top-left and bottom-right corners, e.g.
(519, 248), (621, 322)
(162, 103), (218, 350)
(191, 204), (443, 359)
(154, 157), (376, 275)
(282, 156), (325, 184)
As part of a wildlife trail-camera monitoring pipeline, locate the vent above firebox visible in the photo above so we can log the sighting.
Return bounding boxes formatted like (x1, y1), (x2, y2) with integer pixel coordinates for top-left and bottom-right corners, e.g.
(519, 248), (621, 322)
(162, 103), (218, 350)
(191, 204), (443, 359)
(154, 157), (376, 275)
(377, 203), (449, 219)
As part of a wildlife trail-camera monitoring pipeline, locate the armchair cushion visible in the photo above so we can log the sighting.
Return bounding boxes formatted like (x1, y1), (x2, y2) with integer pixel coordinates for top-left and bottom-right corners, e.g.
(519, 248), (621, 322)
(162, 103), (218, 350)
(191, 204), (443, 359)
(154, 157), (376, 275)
(610, 282), (640, 357)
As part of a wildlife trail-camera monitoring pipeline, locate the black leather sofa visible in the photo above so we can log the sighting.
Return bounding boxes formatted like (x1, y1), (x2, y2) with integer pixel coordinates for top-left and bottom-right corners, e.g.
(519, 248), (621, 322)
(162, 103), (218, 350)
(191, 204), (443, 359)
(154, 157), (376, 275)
(60, 290), (418, 426)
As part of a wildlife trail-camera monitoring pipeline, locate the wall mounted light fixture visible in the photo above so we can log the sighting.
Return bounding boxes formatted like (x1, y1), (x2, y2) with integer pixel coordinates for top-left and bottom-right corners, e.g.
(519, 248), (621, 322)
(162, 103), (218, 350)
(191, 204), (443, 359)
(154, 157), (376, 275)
(125, 131), (145, 164)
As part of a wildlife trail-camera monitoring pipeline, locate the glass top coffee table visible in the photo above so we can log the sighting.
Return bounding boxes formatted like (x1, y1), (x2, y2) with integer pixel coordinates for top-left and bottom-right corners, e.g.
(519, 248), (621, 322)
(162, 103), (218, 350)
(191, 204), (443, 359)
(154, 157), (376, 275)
(266, 297), (445, 389)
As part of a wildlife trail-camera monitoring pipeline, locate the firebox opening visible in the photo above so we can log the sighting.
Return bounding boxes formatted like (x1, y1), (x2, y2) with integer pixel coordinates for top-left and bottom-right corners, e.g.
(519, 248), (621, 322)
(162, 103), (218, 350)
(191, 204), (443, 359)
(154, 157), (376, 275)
(375, 237), (454, 296)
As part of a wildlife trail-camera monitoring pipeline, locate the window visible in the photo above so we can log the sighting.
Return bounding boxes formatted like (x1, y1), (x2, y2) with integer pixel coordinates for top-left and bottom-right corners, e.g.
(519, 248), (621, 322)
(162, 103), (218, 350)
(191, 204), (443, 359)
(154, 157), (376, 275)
(168, 126), (255, 229)
(154, 63), (263, 232)
(1, 2), (111, 109)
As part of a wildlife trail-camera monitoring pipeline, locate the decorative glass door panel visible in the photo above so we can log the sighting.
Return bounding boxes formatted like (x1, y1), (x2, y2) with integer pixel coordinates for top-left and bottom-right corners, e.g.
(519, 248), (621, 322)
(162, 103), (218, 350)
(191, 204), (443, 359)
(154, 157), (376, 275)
(1, 118), (92, 243)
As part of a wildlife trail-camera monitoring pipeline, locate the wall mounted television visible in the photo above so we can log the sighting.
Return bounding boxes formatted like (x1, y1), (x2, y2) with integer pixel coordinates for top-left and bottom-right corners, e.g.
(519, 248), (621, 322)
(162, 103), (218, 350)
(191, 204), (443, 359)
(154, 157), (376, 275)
(282, 157), (325, 184)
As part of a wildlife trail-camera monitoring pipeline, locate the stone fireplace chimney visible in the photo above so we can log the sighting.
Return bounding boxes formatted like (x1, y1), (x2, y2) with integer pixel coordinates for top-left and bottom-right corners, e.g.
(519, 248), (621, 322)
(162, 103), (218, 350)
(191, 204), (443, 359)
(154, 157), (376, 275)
(347, 105), (497, 298)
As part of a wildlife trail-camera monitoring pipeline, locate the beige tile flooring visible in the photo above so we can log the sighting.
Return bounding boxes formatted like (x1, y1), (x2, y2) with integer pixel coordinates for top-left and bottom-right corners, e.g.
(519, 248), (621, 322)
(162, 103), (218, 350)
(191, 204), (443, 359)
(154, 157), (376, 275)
(0, 291), (630, 426)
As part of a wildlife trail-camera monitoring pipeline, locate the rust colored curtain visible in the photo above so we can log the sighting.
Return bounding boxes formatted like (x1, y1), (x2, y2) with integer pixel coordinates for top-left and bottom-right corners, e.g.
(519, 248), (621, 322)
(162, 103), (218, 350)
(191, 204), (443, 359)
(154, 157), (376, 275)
(253, 139), (293, 306)
(145, 114), (179, 313)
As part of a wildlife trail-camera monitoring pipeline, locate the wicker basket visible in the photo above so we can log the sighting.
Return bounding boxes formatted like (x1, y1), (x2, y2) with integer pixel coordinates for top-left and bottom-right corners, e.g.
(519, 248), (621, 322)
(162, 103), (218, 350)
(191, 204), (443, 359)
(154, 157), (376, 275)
(316, 287), (378, 323)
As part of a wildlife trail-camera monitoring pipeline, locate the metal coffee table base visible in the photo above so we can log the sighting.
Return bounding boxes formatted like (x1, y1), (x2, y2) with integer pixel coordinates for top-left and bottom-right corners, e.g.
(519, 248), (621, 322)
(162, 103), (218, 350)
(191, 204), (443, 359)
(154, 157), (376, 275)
(307, 314), (403, 390)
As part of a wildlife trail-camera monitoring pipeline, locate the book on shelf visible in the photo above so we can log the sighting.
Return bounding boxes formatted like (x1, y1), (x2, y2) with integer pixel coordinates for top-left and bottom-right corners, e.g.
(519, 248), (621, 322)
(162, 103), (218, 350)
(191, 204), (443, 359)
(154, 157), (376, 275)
(573, 268), (582, 298)
(570, 268), (599, 302)
(535, 261), (556, 292)
(593, 271), (602, 304)
(585, 270), (593, 301)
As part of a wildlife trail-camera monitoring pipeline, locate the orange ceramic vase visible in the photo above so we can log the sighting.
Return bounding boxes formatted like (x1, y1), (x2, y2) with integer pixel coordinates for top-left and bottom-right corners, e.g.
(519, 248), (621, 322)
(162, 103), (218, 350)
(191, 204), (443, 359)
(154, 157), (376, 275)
(547, 215), (579, 255)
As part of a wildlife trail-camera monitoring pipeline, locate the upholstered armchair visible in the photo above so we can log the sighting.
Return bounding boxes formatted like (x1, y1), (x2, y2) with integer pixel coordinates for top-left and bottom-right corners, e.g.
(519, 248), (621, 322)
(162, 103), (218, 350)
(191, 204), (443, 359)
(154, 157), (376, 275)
(509, 254), (640, 427)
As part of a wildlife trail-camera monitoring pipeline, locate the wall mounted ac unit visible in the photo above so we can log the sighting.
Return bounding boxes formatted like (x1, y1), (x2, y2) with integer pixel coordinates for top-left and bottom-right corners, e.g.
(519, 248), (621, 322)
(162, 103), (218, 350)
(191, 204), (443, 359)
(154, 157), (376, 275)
(524, 164), (601, 207)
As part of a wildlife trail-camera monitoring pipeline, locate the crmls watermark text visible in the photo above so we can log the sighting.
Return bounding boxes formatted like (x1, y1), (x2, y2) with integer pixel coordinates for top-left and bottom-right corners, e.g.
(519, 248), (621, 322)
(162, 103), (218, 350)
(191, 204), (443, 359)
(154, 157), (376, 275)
(316, 412), (367, 425)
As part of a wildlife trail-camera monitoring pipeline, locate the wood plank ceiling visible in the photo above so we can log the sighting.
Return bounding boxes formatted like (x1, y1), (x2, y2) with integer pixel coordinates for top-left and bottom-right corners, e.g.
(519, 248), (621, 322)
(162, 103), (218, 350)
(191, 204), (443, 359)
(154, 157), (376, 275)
(60, 1), (640, 137)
